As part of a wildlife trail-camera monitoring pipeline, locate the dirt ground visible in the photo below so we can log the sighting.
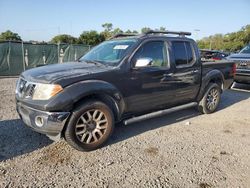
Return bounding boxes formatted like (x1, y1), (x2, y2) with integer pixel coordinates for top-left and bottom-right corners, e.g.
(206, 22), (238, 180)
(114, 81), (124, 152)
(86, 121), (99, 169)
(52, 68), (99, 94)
(0, 78), (249, 188)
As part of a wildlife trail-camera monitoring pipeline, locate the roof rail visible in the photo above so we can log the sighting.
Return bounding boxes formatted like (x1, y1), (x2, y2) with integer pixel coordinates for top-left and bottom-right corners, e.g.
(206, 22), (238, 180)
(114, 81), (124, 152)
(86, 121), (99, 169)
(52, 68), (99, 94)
(109, 33), (138, 39)
(145, 30), (192, 37)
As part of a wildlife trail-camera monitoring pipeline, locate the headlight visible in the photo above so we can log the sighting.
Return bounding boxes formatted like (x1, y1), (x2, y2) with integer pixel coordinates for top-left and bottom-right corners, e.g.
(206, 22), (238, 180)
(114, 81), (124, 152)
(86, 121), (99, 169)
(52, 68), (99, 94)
(32, 83), (63, 100)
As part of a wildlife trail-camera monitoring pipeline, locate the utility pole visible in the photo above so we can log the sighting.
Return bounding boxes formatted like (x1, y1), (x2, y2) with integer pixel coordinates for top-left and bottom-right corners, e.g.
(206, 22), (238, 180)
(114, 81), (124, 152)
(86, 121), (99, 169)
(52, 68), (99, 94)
(58, 26), (61, 34)
(194, 29), (200, 40)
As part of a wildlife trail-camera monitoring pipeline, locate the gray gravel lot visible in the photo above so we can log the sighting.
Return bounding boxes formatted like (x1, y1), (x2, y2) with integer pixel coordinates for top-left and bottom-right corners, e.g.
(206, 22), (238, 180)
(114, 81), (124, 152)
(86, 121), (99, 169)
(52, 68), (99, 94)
(0, 78), (250, 188)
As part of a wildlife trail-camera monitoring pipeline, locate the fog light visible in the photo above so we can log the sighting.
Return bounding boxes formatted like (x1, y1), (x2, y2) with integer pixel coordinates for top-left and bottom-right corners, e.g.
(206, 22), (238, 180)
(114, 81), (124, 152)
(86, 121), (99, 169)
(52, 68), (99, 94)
(35, 116), (44, 127)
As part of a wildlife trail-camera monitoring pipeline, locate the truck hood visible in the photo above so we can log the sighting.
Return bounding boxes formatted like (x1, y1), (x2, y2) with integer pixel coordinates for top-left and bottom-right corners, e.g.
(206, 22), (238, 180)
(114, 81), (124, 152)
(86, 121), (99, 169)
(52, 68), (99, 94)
(227, 53), (250, 60)
(21, 62), (114, 84)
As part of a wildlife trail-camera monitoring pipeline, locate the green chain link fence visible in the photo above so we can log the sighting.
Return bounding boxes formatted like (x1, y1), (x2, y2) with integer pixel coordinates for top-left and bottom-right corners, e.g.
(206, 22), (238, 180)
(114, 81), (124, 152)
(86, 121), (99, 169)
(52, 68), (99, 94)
(0, 41), (91, 76)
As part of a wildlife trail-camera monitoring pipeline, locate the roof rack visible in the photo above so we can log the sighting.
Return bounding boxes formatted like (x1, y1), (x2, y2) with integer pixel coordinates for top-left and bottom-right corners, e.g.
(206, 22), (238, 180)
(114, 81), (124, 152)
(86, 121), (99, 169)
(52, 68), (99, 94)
(110, 33), (138, 39)
(145, 30), (192, 37)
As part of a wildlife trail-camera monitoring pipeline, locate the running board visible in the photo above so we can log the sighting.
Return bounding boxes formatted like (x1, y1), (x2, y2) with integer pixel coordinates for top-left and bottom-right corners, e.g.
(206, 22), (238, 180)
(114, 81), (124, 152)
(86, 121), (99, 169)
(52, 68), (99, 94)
(123, 102), (197, 125)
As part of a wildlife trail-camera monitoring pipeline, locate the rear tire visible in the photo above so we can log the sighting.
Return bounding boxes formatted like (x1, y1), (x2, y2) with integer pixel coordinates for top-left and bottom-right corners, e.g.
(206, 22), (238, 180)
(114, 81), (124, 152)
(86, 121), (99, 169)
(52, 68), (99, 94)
(198, 83), (221, 114)
(64, 100), (114, 151)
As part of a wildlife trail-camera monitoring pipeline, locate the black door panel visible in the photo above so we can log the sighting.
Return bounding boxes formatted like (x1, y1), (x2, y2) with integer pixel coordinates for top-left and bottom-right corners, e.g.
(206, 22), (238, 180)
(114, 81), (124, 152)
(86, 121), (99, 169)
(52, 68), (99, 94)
(171, 41), (202, 104)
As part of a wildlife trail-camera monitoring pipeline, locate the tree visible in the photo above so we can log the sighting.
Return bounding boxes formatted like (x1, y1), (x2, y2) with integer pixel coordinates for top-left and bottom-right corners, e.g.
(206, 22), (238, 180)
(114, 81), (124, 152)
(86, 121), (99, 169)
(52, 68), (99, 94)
(102, 23), (113, 32)
(101, 23), (113, 39)
(159, 27), (166, 31)
(0, 30), (22, 41)
(50, 34), (77, 44)
(197, 25), (250, 52)
(141, 27), (151, 33)
(78, 30), (105, 45)
(132, 30), (139, 34)
(112, 28), (123, 35)
(125, 30), (138, 34)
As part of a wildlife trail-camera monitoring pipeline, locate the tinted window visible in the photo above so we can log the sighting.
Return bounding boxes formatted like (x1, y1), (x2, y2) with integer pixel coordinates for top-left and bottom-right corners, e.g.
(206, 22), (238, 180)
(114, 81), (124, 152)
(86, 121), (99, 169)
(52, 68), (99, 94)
(186, 42), (194, 63)
(133, 41), (168, 67)
(172, 41), (195, 67)
(172, 41), (187, 66)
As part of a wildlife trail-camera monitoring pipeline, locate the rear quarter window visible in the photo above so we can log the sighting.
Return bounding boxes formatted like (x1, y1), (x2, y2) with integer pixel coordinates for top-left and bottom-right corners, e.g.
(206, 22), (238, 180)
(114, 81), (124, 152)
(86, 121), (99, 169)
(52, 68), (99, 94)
(172, 41), (196, 67)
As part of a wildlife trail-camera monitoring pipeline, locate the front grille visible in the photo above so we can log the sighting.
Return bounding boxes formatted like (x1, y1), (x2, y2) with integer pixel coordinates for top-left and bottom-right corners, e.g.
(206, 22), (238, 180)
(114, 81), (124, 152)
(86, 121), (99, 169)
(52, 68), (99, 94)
(17, 78), (36, 98)
(235, 60), (250, 69)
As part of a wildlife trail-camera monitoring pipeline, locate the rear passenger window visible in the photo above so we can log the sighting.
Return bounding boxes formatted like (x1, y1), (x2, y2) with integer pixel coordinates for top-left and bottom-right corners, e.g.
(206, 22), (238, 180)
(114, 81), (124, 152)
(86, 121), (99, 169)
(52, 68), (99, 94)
(172, 41), (195, 67)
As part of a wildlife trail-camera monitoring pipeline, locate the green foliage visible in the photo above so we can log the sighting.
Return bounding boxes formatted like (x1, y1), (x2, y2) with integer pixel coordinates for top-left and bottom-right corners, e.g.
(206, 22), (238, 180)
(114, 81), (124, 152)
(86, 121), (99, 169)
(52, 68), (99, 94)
(50, 34), (77, 44)
(159, 27), (166, 31)
(124, 30), (139, 34)
(0, 30), (22, 41)
(197, 25), (250, 52)
(78, 30), (105, 45)
(102, 23), (113, 32)
(141, 27), (152, 33)
(112, 28), (124, 35)
(6, 23), (249, 52)
(101, 23), (113, 39)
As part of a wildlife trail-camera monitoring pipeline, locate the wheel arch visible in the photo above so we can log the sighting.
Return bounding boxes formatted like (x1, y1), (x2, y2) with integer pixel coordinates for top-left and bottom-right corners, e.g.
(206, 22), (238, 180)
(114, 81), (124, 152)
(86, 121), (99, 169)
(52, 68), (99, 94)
(197, 69), (224, 101)
(64, 80), (125, 121)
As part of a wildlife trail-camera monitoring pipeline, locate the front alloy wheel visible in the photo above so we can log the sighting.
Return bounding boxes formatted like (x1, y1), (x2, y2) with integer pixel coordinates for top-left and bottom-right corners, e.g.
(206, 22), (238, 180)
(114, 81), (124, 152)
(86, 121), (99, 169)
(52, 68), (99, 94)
(64, 100), (114, 151)
(75, 109), (108, 144)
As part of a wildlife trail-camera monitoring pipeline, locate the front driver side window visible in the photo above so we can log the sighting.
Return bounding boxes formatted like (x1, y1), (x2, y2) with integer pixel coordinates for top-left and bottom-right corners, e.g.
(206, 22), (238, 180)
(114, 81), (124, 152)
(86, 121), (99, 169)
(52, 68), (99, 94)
(132, 41), (168, 67)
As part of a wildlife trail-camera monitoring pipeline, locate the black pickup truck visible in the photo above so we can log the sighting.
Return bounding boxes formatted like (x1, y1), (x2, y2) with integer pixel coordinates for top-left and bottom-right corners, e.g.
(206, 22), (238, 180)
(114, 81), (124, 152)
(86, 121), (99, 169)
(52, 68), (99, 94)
(16, 31), (235, 151)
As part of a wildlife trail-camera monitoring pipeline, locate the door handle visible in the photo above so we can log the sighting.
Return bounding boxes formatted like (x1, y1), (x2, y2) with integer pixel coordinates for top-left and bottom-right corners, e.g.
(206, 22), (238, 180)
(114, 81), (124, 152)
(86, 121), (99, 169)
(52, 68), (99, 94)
(163, 73), (173, 77)
(192, 70), (199, 74)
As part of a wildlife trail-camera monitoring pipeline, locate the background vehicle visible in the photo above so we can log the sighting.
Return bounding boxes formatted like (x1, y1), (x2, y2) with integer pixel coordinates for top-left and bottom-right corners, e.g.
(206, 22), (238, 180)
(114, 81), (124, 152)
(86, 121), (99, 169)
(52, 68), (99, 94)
(200, 49), (229, 61)
(227, 44), (250, 84)
(16, 31), (235, 151)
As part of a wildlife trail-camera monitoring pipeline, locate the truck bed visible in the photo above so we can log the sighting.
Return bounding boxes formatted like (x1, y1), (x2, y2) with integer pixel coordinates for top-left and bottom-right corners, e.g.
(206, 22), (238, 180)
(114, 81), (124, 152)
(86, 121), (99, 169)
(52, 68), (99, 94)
(202, 60), (235, 89)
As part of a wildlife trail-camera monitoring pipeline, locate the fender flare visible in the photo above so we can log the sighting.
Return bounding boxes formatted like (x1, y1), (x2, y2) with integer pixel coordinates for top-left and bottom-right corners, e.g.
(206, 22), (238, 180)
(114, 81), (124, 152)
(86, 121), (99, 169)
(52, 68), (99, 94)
(197, 69), (224, 101)
(46, 80), (126, 119)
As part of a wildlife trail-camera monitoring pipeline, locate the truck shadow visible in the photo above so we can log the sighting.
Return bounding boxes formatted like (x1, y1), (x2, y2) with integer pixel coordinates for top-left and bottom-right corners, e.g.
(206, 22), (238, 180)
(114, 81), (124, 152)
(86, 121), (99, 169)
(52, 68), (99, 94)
(109, 89), (250, 146)
(0, 119), (52, 162)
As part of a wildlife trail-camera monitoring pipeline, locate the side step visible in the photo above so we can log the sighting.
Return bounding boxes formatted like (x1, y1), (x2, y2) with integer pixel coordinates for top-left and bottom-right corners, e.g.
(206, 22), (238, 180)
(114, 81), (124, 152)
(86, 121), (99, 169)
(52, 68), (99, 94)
(123, 102), (197, 125)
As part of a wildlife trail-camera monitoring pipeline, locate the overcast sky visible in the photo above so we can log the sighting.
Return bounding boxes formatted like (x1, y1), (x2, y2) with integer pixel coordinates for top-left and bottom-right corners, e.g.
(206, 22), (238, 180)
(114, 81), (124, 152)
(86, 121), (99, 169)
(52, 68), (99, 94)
(0, 0), (249, 41)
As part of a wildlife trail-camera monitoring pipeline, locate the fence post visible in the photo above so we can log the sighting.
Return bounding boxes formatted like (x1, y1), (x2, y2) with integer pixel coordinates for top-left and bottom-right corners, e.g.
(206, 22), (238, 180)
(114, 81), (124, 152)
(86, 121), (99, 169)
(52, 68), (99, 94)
(57, 42), (60, 63)
(21, 41), (26, 71)
(7, 41), (11, 70)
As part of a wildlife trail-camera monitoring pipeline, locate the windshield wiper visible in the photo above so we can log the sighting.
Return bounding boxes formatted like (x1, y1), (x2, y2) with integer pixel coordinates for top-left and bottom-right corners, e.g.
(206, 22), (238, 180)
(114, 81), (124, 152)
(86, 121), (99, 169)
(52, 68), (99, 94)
(81, 59), (104, 66)
(84, 59), (114, 68)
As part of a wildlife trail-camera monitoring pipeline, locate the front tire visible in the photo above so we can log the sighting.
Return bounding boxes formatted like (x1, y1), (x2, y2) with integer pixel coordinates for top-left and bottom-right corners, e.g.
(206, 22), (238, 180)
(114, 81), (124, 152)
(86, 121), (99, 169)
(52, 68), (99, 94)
(64, 100), (114, 151)
(198, 83), (221, 114)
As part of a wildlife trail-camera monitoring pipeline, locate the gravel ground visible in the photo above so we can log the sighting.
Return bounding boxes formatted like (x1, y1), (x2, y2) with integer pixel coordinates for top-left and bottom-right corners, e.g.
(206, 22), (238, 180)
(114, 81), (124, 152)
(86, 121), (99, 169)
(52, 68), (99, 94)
(0, 78), (250, 188)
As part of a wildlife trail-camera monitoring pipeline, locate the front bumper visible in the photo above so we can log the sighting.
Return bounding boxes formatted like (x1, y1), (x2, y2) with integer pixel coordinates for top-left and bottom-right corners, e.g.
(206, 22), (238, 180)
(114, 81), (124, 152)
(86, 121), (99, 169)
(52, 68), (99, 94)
(16, 102), (70, 137)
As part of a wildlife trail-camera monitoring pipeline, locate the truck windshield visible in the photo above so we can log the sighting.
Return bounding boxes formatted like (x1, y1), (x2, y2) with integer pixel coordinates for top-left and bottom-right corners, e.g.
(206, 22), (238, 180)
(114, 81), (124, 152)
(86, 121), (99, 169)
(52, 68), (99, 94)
(79, 39), (137, 66)
(240, 45), (250, 54)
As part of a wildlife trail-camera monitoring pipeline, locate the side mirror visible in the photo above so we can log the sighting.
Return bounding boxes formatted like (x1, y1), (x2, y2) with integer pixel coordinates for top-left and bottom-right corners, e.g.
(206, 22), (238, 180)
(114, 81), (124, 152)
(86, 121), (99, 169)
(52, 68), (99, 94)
(135, 58), (153, 68)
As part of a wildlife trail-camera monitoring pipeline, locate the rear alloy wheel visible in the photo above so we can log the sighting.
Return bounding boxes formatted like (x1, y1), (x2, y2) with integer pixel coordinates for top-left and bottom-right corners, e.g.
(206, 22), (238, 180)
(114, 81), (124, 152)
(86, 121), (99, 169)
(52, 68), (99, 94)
(198, 83), (221, 114)
(206, 87), (220, 111)
(64, 100), (114, 151)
